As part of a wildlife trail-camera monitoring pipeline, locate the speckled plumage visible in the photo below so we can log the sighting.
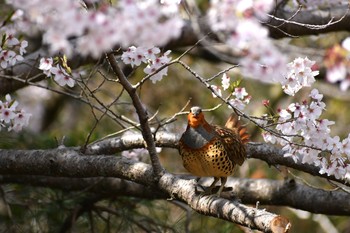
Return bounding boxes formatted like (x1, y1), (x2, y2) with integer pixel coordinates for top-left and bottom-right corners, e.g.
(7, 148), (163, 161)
(179, 106), (248, 196)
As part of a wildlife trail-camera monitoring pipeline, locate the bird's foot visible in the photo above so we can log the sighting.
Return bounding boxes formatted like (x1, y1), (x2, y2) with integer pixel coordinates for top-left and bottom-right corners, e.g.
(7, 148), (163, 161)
(195, 185), (217, 196)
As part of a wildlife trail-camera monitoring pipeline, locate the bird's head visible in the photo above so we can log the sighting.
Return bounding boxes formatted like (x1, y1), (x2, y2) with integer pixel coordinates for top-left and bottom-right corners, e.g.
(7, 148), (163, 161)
(187, 106), (206, 128)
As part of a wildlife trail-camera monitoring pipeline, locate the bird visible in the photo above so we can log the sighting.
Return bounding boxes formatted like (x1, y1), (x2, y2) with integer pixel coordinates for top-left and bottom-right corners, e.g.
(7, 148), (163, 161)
(178, 106), (249, 196)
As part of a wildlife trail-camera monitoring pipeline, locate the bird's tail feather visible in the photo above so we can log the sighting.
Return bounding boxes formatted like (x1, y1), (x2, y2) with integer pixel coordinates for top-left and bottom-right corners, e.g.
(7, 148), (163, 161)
(225, 114), (250, 144)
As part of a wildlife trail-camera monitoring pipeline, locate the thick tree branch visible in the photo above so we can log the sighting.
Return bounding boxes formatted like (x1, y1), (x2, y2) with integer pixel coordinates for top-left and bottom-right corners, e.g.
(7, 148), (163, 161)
(85, 132), (349, 186)
(0, 148), (287, 232)
(268, 5), (350, 38)
(158, 173), (289, 232)
(204, 178), (350, 216)
(0, 175), (166, 199)
(1, 174), (350, 216)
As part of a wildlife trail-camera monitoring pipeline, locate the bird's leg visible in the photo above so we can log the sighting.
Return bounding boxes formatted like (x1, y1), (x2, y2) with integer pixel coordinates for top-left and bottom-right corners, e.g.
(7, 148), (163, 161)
(202, 177), (220, 195)
(195, 177), (205, 193)
(216, 177), (227, 197)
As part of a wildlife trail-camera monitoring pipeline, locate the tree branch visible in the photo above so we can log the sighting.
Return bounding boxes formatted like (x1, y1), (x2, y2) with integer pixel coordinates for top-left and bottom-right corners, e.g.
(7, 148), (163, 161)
(85, 132), (349, 186)
(1, 174), (350, 216)
(158, 173), (290, 232)
(0, 175), (166, 199)
(267, 5), (350, 38)
(0, 148), (288, 232)
(106, 52), (164, 178)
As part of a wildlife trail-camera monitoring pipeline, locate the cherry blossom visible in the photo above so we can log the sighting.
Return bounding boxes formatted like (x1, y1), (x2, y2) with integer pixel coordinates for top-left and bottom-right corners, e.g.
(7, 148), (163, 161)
(281, 57), (319, 96)
(342, 37), (350, 51)
(233, 87), (248, 99)
(0, 94), (31, 132)
(342, 136), (350, 157)
(38, 58), (75, 87)
(7, 0), (183, 58)
(210, 85), (222, 98)
(19, 40), (28, 55)
(39, 57), (53, 72)
(221, 73), (230, 90)
(0, 31), (28, 69)
(262, 85), (350, 179)
(121, 46), (172, 83)
(228, 98), (246, 111)
(324, 40), (350, 91)
(160, 0), (182, 4)
(309, 88), (323, 101)
(208, 0), (287, 83)
(228, 88), (251, 111)
(51, 65), (75, 88)
(262, 132), (277, 144)
(1, 107), (16, 124)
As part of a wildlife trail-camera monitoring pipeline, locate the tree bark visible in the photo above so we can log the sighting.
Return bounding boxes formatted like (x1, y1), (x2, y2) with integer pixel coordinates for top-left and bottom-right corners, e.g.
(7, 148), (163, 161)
(85, 132), (349, 186)
(0, 148), (289, 232)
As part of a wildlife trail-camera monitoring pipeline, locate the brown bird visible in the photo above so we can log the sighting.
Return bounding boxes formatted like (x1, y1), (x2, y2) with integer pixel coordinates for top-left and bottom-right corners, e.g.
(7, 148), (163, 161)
(179, 106), (249, 196)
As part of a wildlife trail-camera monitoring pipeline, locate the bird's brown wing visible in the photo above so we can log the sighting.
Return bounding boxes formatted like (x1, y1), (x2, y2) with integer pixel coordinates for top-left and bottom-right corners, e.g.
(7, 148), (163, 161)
(214, 126), (246, 166)
(225, 113), (250, 144)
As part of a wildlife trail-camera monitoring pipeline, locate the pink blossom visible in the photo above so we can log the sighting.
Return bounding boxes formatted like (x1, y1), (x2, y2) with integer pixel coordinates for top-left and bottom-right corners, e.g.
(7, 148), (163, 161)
(8, 0), (183, 58)
(19, 40), (28, 55)
(278, 109), (291, 121)
(282, 57), (319, 96)
(262, 132), (277, 144)
(342, 135), (350, 157)
(144, 65), (169, 84)
(342, 37), (350, 51)
(39, 57), (53, 71)
(326, 65), (346, 83)
(221, 73), (230, 90)
(340, 78), (350, 91)
(145, 47), (161, 60)
(283, 145), (299, 163)
(139, 48), (172, 83)
(327, 160), (346, 180)
(0, 94), (30, 132)
(6, 31), (20, 46)
(301, 148), (319, 164)
(309, 89), (323, 101)
(1, 108), (16, 124)
(51, 65), (75, 87)
(228, 98), (246, 111)
(233, 87), (248, 99)
(307, 101), (323, 120)
(326, 136), (342, 153)
(210, 85), (222, 98)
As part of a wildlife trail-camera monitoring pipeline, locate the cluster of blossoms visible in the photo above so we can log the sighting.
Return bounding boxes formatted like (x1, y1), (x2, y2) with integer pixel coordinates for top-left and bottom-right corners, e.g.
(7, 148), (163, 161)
(0, 94), (31, 132)
(6, 0), (183, 58)
(0, 30), (28, 69)
(211, 73), (251, 111)
(121, 46), (171, 83)
(263, 88), (350, 179)
(324, 37), (350, 91)
(281, 57), (319, 96)
(38, 57), (75, 87)
(208, 0), (288, 83)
